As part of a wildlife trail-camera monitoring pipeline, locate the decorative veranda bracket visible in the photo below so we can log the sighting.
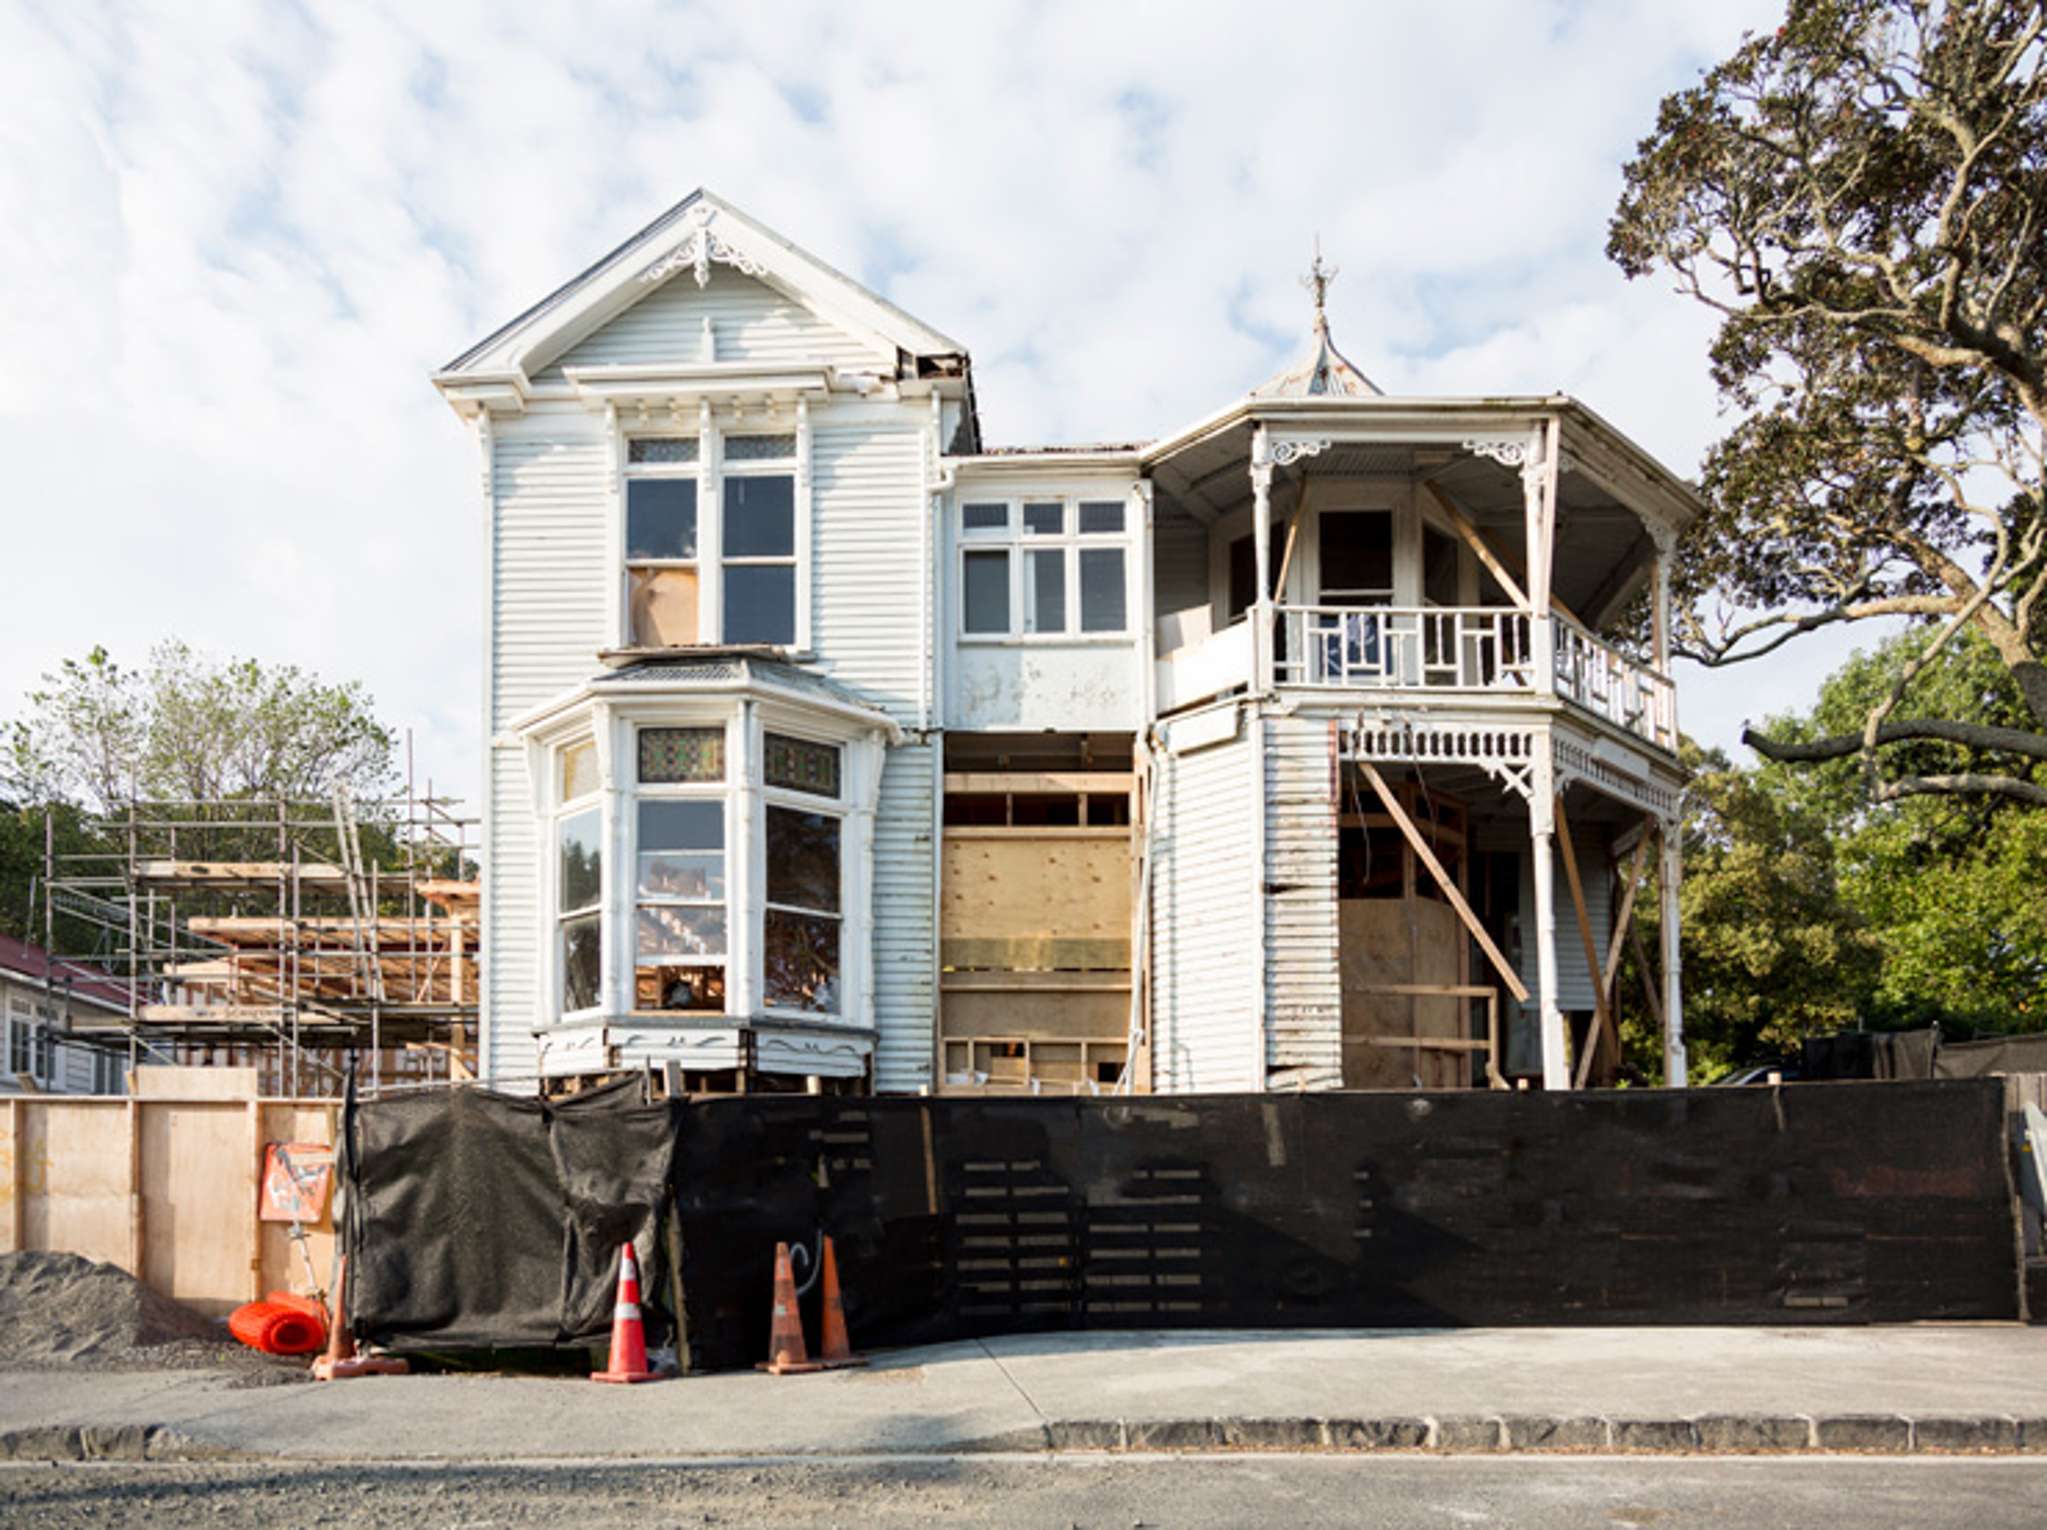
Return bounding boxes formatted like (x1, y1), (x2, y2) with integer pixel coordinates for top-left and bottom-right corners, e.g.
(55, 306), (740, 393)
(1268, 437), (1331, 468)
(639, 205), (772, 289)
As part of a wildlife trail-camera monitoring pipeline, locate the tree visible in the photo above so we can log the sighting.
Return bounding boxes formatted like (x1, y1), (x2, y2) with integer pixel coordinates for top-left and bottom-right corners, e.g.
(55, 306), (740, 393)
(1755, 627), (2047, 1030)
(1609, 0), (2047, 806)
(6, 642), (398, 816)
(1622, 741), (1880, 1079)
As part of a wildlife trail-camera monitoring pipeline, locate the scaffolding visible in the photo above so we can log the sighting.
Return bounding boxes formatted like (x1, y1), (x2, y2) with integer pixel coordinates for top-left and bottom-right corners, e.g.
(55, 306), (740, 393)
(41, 785), (480, 1097)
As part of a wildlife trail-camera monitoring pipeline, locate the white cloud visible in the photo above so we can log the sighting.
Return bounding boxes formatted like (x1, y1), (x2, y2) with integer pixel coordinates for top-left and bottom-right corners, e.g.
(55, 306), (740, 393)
(0, 0), (1793, 804)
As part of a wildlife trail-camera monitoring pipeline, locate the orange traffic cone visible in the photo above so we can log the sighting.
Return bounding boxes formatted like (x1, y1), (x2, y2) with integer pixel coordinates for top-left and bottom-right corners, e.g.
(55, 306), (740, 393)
(311, 1255), (410, 1381)
(816, 1236), (865, 1370)
(591, 1242), (661, 1383)
(757, 1241), (824, 1375)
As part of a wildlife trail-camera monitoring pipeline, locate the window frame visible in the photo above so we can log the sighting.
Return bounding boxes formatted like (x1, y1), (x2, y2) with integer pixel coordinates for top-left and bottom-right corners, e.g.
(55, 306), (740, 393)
(552, 735), (605, 1023)
(758, 726), (846, 1021)
(955, 493), (1133, 643)
(630, 724), (731, 1018)
(618, 413), (811, 653)
(718, 434), (800, 649)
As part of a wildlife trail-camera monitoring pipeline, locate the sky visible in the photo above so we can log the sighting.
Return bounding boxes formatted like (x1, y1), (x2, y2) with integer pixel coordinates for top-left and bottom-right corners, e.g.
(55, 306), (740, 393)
(0, 0), (1880, 804)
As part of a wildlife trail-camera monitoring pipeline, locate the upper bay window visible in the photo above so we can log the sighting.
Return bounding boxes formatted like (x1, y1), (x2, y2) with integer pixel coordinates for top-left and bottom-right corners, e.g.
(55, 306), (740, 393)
(959, 496), (1129, 638)
(623, 429), (802, 650)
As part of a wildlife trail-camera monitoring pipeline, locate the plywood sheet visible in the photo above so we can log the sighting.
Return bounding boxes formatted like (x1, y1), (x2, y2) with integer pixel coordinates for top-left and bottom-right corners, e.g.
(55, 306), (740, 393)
(18, 1101), (131, 1270)
(630, 566), (699, 648)
(141, 1103), (255, 1315)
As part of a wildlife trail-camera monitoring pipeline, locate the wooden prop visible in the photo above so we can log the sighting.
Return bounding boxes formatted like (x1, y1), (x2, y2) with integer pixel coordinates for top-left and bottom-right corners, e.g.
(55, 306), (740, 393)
(1358, 763), (1527, 1004)
(1557, 794), (1621, 1090)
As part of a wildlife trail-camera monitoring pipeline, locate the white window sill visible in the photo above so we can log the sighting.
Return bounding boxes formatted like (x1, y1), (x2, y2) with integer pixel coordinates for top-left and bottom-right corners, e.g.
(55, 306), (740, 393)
(956, 633), (1134, 647)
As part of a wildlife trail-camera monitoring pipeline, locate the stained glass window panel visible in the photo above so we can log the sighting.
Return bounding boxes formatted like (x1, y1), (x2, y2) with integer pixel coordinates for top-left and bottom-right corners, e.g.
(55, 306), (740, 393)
(763, 733), (841, 798)
(638, 727), (724, 784)
(627, 437), (699, 464)
(723, 433), (796, 461)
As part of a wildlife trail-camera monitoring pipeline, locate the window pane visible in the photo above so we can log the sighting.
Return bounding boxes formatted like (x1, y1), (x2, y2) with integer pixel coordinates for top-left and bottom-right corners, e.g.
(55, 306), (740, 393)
(637, 964), (724, 1013)
(724, 565), (797, 645)
(638, 726), (724, 784)
(764, 909), (840, 1013)
(1078, 501), (1124, 534)
(636, 906), (727, 960)
(628, 437), (699, 465)
(561, 914), (601, 1011)
(1078, 547), (1127, 632)
(724, 433), (796, 461)
(1028, 547), (1065, 633)
(638, 800), (725, 899)
(557, 807), (602, 913)
(629, 567), (699, 647)
(962, 549), (1009, 634)
(961, 503), (1007, 534)
(1023, 501), (1063, 536)
(626, 478), (697, 559)
(638, 798), (723, 850)
(1320, 510), (1393, 594)
(767, 805), (840, 913)
(763, 733), (842, 797)
(723, 474), (794, 557)
(560, 739), (598, 801)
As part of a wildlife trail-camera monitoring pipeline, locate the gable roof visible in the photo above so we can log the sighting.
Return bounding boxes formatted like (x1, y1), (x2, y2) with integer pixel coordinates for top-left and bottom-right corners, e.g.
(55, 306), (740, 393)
(436, 189), (970, 409)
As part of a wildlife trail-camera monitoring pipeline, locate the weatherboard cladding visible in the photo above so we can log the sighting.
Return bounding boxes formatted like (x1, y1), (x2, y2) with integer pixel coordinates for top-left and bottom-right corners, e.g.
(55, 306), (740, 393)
(808, 419), (930, 720)
(534, 264), (891, 382)
(1516, 818), (1612, 1014)
(1263, 714), (1342, 1087)
(872, 741), (937, 1094)
(1150, 731), (1258, 1093)
(485, 416), (611, 1086)
(1152, 509), (1209, 623)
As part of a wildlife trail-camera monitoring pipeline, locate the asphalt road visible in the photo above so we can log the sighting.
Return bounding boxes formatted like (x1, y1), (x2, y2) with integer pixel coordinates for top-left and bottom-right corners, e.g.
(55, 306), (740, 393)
(6, 1453), (2047, 1528)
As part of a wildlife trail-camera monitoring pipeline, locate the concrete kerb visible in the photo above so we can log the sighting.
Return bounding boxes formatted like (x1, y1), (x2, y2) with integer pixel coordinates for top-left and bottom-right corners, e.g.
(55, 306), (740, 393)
(6, 1414), (2044, 1463)
(1020, 1413), (2047, 1456)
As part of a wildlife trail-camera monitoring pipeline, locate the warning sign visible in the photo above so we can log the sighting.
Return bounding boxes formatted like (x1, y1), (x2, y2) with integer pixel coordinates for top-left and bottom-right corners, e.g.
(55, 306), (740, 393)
(260, 1142), (335, 1224)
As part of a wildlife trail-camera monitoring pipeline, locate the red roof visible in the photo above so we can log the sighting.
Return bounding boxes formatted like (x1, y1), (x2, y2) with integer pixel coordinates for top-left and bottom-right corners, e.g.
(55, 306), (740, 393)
(0, 933), (133, 1013)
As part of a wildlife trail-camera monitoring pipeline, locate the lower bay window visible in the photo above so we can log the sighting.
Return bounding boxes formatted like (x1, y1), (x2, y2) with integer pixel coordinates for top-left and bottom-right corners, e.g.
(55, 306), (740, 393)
(545, 706), (860, 1029)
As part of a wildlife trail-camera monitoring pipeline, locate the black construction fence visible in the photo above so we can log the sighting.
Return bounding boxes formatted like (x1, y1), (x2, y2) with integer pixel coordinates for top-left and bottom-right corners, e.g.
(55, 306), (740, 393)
(341, 1079), (2025, 1371)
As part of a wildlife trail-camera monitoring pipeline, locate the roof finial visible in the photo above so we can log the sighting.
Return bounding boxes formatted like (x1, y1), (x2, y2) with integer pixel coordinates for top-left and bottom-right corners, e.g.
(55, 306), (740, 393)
(1302, 235), (1337, 333)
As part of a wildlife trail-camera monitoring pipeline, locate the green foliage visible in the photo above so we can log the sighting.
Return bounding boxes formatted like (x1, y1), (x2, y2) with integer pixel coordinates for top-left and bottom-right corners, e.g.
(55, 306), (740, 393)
(6, 641), (398, 816)
(1634, 629), (2047, 1074)
(1610, 0), (2047, 775)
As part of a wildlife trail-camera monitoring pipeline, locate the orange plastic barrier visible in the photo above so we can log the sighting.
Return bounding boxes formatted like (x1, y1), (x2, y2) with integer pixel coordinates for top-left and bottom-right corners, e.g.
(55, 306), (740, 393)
(229, 1291), (329, 1356)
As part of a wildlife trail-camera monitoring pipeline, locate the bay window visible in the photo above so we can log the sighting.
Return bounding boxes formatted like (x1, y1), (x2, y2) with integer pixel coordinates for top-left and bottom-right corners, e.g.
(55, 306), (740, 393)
(959, 496), (1129, 638)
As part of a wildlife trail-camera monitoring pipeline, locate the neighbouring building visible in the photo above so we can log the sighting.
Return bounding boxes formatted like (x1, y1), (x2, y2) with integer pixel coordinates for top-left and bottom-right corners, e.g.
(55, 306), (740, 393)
(0, 935), (129, 1095)
(434, 190), (1694, 1097)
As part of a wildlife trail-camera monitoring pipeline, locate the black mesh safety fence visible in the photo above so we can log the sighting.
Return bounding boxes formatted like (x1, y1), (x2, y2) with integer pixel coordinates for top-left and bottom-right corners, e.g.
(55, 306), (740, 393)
(343, 1079), (677, 1349)
(341, 1080), (2022, 1367)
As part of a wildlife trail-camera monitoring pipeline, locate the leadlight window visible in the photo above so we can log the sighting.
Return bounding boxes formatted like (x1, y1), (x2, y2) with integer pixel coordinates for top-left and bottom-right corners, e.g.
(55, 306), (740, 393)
(625, 449), (700, 646)
(628, 437), (700, 465)
(638, 726), (725, 784)
(723, 433), (796, 461)
(764, 805), (841, 1014)
(763, 733), (841, 798)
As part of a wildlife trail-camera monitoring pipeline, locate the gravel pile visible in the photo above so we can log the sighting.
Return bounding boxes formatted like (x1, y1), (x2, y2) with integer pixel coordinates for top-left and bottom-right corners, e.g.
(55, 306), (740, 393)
(0, 1251), (301, 1382)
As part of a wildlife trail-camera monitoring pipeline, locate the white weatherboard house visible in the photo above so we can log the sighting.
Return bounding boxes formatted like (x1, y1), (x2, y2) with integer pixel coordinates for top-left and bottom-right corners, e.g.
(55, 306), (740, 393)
(435, 191), (1694, 1097)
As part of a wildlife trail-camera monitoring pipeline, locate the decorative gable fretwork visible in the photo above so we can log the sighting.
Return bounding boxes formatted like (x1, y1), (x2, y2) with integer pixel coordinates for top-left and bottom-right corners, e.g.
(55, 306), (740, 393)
(639, 204), (772, 290)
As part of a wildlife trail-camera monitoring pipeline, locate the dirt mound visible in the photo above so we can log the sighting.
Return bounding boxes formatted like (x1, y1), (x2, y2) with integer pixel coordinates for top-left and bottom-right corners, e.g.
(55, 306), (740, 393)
(0, 1251), (299, 1380)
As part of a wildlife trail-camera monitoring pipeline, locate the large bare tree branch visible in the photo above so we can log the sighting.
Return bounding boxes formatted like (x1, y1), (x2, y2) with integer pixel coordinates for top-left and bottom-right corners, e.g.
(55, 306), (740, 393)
(1743, 716), (2047, 761)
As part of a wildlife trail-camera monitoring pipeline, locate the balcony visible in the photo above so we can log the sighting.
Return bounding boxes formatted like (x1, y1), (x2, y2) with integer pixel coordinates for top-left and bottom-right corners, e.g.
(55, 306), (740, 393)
(1157, 605), (1676, 754)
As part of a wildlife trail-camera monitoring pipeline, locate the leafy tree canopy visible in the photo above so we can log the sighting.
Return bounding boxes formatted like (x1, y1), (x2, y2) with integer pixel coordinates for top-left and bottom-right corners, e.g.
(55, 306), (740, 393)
(5, 642), (398, 816)
(1610, 0), (2047, 805)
